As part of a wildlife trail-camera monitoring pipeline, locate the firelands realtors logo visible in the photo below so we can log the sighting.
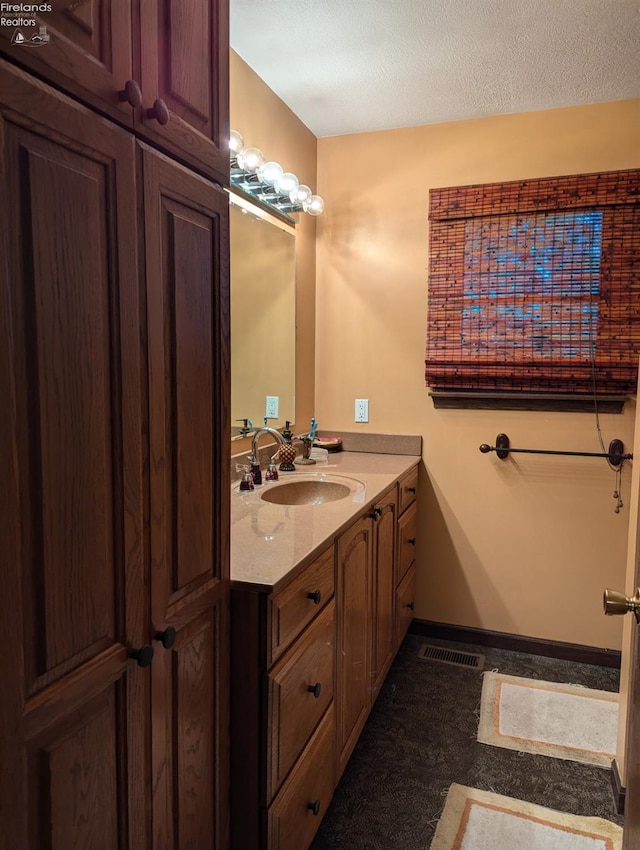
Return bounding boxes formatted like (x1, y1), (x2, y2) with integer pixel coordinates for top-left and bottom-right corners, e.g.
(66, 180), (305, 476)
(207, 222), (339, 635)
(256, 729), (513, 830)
(2, 3), (52, 46)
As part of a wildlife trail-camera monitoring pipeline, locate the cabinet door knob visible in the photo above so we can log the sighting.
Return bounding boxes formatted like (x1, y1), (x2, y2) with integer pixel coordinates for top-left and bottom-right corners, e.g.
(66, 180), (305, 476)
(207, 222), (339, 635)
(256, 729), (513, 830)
(307, 682), (322, 699)
(406, 602), (415, 611)
(307, 590), (322, 605)
(118, 79), (143, 108)
(155, 627), (176, 650)
(408, 486), (417, 494)
(307, 800), (321, 816)
(147, 98), (170, 125)
(130, 644), (154, 667)
(408, 537), (416, 546)
(368, 507), (382, 520)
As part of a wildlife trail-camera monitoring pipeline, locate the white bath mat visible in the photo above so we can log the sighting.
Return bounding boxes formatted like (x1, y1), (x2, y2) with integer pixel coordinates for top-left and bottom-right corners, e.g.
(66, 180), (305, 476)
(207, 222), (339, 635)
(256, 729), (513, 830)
(478, 672), (618, 768)
(430, 784), (622, 850)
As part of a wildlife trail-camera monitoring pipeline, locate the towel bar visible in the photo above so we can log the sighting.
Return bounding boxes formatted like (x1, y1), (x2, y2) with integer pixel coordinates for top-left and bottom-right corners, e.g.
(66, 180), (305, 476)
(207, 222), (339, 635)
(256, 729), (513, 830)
(479, 433), (633, 466)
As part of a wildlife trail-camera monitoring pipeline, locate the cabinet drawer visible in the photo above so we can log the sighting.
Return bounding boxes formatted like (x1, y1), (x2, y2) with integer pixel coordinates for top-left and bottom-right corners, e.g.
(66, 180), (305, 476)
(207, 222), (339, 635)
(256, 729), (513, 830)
(396, 563), (416, 648)
(268, 546), (334, 665)
(266, 600), (335, 801)
(397, 501), (417, 583)
(267, 705), (335, 850)
(398, 466), (418, 514)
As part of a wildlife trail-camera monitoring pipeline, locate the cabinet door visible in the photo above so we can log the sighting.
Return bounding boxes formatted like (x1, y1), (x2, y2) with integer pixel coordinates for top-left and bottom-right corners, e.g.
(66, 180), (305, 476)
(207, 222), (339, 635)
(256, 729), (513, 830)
(396, 564), (417, 649)
(0, 2), (134, 125)
(336, 514), (372, 777)
(371, 490), (397, 701)
(0, 64), (147, 849)
(139, 0), (229, 183)
(142, 144), (230, 850)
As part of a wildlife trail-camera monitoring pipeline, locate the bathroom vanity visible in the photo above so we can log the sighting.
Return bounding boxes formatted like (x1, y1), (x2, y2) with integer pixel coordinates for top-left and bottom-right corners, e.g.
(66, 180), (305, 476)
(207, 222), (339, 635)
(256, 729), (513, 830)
(230, 451), (420, 850)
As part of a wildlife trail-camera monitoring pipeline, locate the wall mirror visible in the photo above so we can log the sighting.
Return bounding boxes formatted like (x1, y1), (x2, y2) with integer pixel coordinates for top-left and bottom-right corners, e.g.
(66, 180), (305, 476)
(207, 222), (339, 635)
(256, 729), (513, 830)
(230, 193), (296, 439)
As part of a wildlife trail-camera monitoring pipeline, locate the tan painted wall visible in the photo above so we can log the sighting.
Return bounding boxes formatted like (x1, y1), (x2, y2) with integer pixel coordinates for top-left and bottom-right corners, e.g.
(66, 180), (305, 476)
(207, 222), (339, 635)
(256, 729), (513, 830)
(316, 100), (640, 649)
(230, 50), (318, 451)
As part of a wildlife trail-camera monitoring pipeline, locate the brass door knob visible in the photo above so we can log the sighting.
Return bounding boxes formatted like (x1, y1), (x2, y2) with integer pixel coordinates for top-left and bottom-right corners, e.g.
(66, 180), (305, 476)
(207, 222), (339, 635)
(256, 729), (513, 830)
(603, 588), (640, 622)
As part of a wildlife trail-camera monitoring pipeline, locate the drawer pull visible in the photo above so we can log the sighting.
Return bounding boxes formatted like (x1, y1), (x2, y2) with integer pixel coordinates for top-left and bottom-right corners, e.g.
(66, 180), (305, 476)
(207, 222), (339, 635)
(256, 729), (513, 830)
(307, 590), (322, 605)
(407, 486), (417, 494)
(118, 79), (143, 108)
(406, 602), (415, 610)
(308, 800), (321, 816)
(155, 627), (176, 650)
(408, 537), (416, 546)
(130, 644), (154, 667)
(147, 98), (170, 125)
(307, 682), (322, 699)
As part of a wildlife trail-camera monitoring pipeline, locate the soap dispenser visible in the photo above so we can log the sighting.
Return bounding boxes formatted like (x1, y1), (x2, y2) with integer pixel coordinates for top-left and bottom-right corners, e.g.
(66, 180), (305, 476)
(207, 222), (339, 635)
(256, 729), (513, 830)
(265, 454), (279, 482)
(236, 463), (255, 491)
(278, 421), (297, 472)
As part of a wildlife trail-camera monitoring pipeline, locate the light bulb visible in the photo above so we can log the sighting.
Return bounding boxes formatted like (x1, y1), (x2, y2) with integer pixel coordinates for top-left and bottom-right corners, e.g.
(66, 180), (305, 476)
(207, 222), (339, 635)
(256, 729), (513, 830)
(303, 195), (324, 216)
(275, 172), (299, 196)
(256, 161), (284, 186)
(290, 184), (312, 205)
(236, 146), (264, 172)
(229, 129), (244, 156)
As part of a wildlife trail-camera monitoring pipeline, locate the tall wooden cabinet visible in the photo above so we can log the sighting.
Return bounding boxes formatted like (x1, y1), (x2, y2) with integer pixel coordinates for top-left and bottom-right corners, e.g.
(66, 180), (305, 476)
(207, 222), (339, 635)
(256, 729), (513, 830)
(0, 0), (229, 183)
(0, 1), (230, 843)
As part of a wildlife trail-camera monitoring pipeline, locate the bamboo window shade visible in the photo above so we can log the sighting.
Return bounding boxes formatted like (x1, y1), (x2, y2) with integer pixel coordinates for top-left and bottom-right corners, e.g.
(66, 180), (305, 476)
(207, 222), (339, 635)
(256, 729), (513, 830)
(425, 169), (640, 396)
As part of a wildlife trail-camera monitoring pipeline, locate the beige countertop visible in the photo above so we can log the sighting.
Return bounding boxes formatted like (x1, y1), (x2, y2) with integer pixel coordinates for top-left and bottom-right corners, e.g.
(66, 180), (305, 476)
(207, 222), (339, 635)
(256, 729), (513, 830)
(231, 451), (421, 592)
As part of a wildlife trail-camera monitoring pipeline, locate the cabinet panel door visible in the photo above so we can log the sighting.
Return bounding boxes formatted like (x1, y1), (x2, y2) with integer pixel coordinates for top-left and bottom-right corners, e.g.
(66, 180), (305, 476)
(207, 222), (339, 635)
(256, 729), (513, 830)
(396, 564), (416, 650)
(371, 492), (397, 701)
(267, 706), (335, 850)
(142, 144), (230, 850)
(397, 500), (418, 584)
(336, 515), (372, 777)
(139, 0), (229, 183)
(266, 600), (335, 802)
(0, 64), (146, 849)
(0, 2), (134, 125)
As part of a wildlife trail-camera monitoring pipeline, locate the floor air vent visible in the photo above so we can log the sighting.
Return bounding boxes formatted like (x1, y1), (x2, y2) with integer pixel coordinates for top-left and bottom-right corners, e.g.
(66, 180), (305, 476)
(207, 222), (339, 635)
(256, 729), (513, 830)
(417, 644), (485, 670)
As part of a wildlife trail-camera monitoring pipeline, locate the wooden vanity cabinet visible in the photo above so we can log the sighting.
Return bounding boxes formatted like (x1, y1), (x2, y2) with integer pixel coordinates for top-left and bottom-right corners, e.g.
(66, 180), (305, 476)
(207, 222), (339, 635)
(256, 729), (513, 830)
(231, 545), (336, 850)
(395, 467), (419, 649)
(370, 488), (398, 701)
(336, 482), (399, 778)
(231, 462), (420, 849)
(0, 0), (229, 184)
(336, 513), (373, 777)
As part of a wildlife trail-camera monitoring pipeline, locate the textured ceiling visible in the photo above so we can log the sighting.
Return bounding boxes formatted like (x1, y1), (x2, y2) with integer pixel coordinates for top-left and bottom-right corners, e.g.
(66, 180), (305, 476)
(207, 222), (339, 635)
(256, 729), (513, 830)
(230, 0), (640, 138)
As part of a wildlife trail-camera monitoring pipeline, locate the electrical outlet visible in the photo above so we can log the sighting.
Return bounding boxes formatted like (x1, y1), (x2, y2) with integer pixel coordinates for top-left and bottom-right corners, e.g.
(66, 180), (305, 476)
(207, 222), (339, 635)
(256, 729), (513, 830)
(265, 396), (279, 419)
(355, 398), (369, 423)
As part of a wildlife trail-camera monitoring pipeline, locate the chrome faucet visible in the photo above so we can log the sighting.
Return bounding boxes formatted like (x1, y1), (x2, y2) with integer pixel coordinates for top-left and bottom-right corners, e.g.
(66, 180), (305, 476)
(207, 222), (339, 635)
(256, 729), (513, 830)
(250, 427), (288, 481)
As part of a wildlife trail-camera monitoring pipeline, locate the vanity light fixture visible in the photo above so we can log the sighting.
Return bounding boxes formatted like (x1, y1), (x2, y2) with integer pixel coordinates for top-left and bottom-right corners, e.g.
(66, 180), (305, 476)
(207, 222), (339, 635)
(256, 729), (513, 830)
(229, 129), (324, 216)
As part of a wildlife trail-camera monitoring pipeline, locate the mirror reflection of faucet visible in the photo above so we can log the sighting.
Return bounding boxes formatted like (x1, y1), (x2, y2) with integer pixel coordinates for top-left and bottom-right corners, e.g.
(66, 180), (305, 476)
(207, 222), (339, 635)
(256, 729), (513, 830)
(294, 418), (319, 465)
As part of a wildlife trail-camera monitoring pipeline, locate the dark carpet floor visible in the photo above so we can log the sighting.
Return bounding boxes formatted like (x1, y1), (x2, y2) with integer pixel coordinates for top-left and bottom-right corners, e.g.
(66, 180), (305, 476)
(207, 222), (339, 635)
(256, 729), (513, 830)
(310, 634), (622, 850)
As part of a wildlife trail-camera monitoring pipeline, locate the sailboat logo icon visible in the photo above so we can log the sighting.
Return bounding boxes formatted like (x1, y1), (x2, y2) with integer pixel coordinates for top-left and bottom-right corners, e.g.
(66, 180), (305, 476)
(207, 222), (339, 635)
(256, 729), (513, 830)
(10, 26), (50, 47)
